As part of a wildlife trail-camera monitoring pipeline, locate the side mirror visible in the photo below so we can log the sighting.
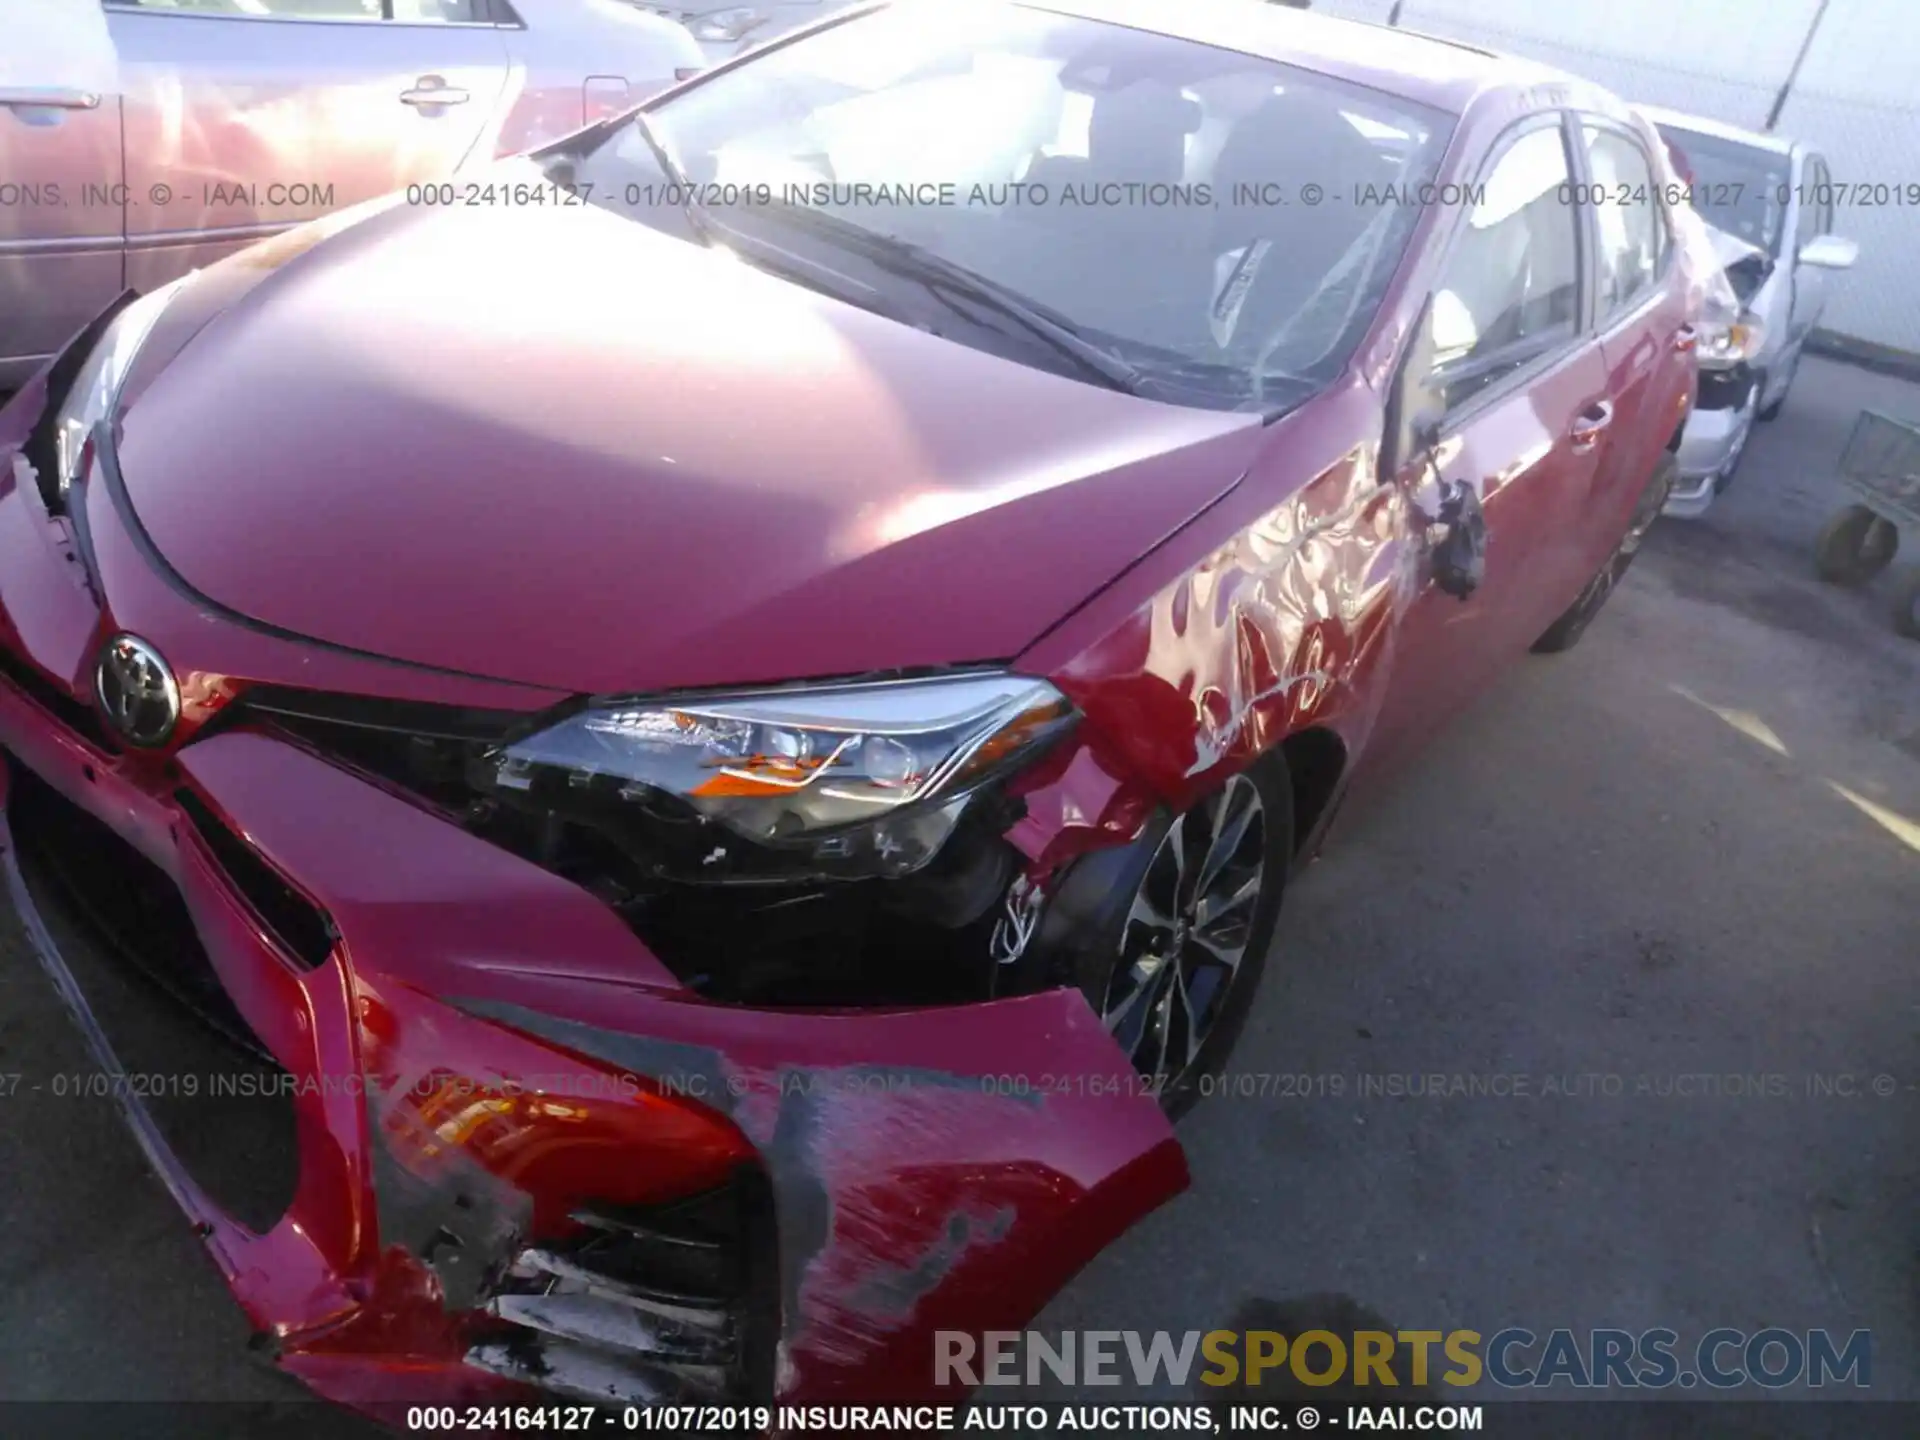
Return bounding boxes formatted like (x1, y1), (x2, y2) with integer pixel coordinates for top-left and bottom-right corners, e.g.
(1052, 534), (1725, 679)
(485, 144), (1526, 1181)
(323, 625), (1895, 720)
(1798, 234), (1858, 270)
(1430, 479), (1487, 601)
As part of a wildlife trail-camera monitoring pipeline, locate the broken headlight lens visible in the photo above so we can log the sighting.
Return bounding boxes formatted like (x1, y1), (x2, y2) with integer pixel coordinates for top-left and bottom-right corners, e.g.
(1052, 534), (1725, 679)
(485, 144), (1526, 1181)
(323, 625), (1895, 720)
(1696, 313), (1767, 372)
(489, 673), (1075, 878)
(52, 276), (189, 495)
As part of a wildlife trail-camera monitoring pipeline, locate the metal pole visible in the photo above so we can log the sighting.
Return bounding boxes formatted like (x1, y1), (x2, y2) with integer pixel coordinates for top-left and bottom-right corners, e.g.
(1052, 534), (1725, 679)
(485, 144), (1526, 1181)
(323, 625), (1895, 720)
(1767, 0), (1832, 131)
(1387, 1), (1404, 23)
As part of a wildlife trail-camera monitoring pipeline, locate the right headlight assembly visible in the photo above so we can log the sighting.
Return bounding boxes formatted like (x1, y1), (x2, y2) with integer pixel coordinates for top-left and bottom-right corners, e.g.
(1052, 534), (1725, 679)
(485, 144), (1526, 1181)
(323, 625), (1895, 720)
(1696, 313), (1767, 372)
(484, 673), (1077, 881)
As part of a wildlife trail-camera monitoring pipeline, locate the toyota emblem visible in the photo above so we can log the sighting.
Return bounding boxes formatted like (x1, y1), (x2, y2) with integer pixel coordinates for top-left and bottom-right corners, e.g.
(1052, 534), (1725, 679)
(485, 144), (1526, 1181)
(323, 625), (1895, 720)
(95, 633), (181, 747)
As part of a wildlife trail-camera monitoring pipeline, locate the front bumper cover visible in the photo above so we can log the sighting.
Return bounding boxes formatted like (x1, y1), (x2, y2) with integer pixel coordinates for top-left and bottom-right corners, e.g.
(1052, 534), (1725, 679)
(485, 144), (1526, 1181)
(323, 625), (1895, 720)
(1665, 382), (1756, 519)
(0, 375), (1188, 1418)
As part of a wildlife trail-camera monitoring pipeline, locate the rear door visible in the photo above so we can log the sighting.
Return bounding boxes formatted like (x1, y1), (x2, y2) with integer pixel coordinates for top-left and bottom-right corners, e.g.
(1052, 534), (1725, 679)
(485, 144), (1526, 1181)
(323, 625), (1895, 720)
(0, 4), (125, 385)
(1369, 113), (1610, 764)
(103, 0), (510, 294)
(1576, 116), (1692, 567)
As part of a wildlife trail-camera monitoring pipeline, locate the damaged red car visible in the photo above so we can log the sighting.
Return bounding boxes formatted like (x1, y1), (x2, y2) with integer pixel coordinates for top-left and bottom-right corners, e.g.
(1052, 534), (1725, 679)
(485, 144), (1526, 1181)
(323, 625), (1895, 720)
(0, 0), (1700, 1420)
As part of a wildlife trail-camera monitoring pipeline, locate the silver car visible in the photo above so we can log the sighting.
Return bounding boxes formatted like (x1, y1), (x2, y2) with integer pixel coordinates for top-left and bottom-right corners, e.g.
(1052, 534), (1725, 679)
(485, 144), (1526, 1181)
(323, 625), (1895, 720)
(629, 2), (852, 65)
(0, 0), (703, 391)
(1641, 106), (1858, 516)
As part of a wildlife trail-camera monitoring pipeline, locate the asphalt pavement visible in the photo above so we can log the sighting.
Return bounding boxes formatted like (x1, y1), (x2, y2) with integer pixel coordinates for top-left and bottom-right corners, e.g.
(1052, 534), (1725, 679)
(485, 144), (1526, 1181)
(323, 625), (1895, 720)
(1, 355), (1916, 1432)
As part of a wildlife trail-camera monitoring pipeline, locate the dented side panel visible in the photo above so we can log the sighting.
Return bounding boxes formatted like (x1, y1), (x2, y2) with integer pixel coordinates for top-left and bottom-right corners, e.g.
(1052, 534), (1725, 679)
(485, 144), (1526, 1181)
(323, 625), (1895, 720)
(1014, 377), (1412, 872)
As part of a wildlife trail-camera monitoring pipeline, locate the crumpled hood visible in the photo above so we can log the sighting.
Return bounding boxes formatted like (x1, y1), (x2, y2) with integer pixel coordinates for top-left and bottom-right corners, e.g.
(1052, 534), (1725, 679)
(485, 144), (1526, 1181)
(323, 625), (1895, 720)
(1702, 221), (1768, 272)
(114, 190), (1265, 695)
(1700, 217), (1772, 307)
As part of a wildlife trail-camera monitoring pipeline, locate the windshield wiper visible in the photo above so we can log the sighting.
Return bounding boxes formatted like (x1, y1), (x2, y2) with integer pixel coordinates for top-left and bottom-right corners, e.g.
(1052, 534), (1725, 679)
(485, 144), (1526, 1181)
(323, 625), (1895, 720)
(628, 111), (717, 248)
(749, 203), (1149, 396)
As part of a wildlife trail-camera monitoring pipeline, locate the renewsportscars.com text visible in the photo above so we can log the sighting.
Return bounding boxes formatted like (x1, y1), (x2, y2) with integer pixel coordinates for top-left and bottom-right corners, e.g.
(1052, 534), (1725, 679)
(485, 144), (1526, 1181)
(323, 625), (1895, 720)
(936, 1327), (1871, 1390)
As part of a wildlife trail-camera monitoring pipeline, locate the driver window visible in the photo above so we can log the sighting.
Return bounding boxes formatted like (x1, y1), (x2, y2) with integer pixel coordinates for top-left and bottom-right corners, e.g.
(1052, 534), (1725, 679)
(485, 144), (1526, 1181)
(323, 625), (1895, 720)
(1428, 122), (1579, 412)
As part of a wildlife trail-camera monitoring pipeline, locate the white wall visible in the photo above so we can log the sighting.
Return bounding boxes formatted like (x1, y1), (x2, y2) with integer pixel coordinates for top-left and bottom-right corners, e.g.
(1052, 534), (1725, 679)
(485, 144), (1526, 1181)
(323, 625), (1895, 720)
(1304, 0), (1920, 353)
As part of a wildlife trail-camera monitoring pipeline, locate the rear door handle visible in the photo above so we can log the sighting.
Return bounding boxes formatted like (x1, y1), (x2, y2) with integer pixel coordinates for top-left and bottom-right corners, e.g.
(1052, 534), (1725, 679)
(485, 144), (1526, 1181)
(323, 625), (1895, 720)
(400, 77), (470, 107)
(1672, 324), (1698, 353)
(1569, 400), (1614, 452)
(0, 87), (101, 110)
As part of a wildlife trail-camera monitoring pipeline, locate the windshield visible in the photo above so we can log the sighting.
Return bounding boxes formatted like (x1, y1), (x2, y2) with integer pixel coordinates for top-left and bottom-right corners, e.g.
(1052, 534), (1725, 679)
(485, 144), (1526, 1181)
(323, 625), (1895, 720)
(1655, 124), (1789, 257)
(564, 0), (1451, 413)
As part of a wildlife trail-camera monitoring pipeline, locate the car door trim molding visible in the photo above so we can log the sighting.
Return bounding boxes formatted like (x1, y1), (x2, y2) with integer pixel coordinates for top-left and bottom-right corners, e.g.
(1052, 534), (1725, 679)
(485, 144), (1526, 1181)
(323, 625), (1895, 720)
(0, 235), (134, 257)
(124, 221), (296, 252)
(102, 2), (518, 30)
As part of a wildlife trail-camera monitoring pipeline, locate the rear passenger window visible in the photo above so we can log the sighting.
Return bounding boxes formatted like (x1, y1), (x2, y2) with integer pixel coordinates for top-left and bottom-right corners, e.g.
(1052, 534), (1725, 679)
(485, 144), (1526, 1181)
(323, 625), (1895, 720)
(1427, 122), (1580, 412)
(1584, 124), (1669, 320)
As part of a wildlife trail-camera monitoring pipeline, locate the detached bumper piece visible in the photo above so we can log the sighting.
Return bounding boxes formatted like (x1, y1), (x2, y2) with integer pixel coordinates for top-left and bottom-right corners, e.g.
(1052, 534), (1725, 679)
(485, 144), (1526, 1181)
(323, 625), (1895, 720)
(469, 1178), (779, 1405)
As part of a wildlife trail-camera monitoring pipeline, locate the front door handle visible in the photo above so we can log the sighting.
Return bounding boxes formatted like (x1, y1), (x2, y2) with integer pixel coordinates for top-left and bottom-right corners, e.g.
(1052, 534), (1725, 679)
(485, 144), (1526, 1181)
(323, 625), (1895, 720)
(0, 87), (101, 110)
(1570, 400), (1614, 452)
(400, 77), (470, 108)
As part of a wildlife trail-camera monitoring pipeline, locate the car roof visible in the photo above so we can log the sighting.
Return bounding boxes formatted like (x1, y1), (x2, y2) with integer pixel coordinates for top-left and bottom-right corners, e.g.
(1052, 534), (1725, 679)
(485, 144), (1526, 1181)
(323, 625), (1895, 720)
(1635, 103), (1796, 156)
(1010, 0), (1596, 113)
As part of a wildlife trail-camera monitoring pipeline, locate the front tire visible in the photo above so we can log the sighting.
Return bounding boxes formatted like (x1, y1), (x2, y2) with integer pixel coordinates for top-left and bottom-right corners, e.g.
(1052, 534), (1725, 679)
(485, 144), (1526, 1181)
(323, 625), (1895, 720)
(1533, 452), (1676, 654)
(1044, 763), (1293, 1121)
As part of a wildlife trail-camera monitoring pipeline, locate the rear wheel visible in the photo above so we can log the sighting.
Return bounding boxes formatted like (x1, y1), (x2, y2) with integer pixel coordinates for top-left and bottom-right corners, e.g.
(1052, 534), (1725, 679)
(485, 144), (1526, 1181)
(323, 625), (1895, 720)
(1076, 765), (1292, 1121)
(1533, 452), (1676, 654)
(1813, 505), (1899, 585)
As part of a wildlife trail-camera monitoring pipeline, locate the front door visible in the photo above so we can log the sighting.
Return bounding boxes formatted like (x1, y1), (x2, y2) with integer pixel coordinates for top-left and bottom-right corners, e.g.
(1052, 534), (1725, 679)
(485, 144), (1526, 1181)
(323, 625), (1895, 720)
(103, 0), (511, 294)
(1367, 115), (1609, 772)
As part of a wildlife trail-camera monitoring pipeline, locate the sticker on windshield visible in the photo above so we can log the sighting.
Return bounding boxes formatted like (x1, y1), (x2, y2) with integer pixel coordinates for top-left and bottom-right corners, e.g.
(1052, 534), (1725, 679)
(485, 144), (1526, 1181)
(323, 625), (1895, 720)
(1211, 241), (1272, 349)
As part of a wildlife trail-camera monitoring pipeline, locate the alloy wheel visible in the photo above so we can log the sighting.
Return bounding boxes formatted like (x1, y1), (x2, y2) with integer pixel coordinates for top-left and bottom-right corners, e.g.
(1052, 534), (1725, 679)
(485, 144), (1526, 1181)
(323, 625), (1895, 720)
(1102, 774), (1267, 1089)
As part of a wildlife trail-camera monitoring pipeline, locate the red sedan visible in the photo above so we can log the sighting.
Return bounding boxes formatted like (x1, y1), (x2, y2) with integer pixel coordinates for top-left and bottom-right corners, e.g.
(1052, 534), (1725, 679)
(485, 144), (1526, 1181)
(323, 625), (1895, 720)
(0, 0), (1698, 1420)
